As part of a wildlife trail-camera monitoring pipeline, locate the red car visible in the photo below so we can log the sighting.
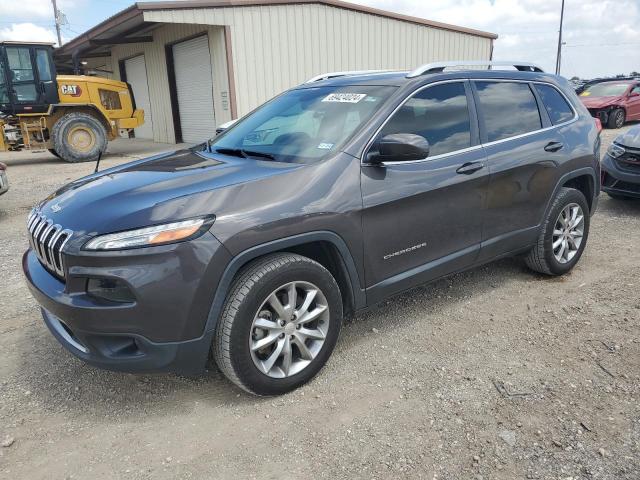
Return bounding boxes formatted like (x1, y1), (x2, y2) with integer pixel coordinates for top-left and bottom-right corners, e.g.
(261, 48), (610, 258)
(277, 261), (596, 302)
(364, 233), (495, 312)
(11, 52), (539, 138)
(579, 80), (640, 128)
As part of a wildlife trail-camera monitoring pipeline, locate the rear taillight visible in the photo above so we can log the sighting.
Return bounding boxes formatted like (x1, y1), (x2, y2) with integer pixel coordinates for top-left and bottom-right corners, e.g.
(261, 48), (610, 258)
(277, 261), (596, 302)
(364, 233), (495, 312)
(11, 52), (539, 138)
(594, 117), (603, 134)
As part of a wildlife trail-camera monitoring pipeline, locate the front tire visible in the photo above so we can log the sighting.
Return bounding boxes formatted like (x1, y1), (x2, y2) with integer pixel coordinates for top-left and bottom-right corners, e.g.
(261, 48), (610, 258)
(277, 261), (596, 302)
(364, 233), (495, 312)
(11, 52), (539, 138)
(607, 108), (625, 129)
(212, 253), (343, 395)
(525, 187), (590, 276)
(51, 112), (108, 163)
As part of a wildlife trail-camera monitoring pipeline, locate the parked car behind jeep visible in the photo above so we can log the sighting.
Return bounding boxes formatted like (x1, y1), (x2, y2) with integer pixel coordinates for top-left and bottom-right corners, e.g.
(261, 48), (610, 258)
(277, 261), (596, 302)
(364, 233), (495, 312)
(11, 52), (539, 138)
(0, 162), (8, 196)
(601, 124), (640, 200)
(23, 62), (600, 395)
(579, 80), (640, 128)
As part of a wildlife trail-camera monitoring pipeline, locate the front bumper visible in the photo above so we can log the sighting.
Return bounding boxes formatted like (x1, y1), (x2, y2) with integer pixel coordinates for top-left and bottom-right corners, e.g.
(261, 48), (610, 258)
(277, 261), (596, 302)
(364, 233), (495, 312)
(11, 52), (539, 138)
(23, 232), (232, 374)
(601, 153), (640, 198)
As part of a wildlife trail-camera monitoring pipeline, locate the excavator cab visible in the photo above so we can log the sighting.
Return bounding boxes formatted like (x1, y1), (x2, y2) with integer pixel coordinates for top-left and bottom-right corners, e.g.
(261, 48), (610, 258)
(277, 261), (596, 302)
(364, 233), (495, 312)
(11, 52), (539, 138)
(0, 42), (59, 115)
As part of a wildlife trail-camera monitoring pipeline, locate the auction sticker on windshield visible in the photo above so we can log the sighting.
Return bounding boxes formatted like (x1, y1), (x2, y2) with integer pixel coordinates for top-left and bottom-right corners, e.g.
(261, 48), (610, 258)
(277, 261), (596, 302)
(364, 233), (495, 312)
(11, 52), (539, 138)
(322, 93), (367, 103)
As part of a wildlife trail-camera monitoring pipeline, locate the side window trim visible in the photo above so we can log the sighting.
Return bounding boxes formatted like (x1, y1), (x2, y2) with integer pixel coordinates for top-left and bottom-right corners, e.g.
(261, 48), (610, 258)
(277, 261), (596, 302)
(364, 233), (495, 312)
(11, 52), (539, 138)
(529, 82), (553, 129)
(471, 79), (578, 146)
(363, 79), (480, 165)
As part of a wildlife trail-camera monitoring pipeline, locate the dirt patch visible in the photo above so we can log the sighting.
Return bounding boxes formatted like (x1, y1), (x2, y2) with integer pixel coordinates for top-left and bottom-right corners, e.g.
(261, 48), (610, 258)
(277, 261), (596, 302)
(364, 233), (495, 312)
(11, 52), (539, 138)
(0, 128), (639, 479)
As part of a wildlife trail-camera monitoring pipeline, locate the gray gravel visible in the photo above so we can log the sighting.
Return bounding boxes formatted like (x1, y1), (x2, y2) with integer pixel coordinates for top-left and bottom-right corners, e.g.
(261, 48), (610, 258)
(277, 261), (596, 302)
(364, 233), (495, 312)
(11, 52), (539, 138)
(0, 127), (639, 479)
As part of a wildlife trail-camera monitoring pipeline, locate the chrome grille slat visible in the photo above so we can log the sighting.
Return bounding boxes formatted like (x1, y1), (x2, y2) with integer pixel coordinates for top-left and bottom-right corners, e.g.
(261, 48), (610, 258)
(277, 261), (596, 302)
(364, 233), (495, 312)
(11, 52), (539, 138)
(26, 209), (73, 279)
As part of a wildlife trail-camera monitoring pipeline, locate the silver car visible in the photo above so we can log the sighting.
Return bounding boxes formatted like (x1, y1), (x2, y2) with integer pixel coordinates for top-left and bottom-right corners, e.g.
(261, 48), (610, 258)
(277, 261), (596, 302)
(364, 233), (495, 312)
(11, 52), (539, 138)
(0, 162), (8, 196)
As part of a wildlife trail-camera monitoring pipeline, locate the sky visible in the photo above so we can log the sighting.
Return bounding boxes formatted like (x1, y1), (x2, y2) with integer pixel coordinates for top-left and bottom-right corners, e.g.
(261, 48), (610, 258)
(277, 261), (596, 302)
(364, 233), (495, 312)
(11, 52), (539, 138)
(0, 0), (638, 79)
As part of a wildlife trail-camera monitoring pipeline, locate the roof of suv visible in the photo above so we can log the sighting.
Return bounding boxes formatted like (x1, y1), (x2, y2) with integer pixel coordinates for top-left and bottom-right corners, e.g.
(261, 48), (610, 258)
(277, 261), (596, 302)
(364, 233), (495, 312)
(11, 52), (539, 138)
(297, 69), (564, 89)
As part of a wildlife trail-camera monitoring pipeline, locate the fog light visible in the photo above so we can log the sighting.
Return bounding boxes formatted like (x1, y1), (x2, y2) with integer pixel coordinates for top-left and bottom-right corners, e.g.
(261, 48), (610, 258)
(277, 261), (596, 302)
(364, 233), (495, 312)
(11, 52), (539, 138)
(87, 278), (135, 303)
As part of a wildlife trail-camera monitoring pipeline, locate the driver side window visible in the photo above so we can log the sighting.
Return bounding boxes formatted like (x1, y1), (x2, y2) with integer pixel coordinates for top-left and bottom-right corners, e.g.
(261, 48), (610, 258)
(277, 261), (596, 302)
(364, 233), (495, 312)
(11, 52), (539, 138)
(380, 82), (472, 157)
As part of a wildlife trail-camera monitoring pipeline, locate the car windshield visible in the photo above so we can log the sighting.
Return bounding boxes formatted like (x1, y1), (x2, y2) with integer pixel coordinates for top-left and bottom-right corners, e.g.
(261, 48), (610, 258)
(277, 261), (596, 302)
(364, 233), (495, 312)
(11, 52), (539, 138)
(211, 85), (397, 163)
(581, 83), (629, 97)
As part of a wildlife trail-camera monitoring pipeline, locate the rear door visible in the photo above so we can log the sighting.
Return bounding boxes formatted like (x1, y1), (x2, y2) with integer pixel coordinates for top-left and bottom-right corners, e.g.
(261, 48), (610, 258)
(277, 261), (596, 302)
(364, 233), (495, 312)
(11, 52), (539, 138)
(474, 80), (571, 259)
(361, 81), (489, 302)
(627, 84), (640, 120)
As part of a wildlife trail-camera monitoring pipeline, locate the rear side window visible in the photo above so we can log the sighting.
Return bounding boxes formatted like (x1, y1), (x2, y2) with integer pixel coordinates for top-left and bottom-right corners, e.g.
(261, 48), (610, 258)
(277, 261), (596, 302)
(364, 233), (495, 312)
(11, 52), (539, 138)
(474, 81), (542, 142)
(380, 82), (472, 157)
(534, 84), (574, 124)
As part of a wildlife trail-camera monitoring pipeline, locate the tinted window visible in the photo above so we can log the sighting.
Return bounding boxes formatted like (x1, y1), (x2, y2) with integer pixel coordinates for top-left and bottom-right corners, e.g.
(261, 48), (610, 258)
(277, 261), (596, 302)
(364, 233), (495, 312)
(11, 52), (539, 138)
(36, 49), (52, 82)
(534, 84), (574, 124)
(380, 82), (471, 157)
(6, 47), (34, 82)
(632, 85), (640, 95)
(475, 81), (542, 142)
(0, 57), (8, 104)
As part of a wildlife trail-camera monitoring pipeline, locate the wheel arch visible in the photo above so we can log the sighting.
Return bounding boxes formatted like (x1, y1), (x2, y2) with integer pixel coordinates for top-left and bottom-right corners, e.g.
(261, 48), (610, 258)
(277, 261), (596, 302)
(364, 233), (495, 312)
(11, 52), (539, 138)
(203, 232), (366, 335)
(541, 167), (597, 223)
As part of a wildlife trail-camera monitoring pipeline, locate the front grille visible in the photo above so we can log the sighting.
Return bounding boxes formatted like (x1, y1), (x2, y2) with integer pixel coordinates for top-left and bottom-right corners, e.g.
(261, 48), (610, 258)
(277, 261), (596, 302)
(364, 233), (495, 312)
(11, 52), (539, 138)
(616, 147), (640, 173)
(27, 209), (73, 279)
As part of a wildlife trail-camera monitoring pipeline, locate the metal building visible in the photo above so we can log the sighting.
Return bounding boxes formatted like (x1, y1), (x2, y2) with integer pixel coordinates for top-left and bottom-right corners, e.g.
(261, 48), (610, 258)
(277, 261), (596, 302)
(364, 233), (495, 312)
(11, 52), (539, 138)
(56, 0), (497, 144)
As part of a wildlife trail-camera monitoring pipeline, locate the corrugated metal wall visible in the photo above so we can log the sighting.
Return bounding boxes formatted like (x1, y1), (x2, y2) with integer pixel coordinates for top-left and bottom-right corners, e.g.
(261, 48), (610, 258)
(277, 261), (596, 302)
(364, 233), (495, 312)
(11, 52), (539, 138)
(109, 3), (492, 143)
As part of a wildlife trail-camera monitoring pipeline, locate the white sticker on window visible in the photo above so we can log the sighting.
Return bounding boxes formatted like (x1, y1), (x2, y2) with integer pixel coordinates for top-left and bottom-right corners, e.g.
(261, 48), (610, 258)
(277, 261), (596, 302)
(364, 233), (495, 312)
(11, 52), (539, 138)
(317, 143), (334, 150)
(322, 93), (367, 103)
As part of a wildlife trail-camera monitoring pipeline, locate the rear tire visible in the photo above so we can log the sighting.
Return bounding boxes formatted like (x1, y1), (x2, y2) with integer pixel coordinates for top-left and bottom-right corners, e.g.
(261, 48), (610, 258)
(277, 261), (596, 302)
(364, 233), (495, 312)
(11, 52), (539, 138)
(525, 187), (590, 276)
(48, 148), (60, 158)
(606, 108), (625, 129)
(212, 253), (343, 396)
(51, 112), (107, 163)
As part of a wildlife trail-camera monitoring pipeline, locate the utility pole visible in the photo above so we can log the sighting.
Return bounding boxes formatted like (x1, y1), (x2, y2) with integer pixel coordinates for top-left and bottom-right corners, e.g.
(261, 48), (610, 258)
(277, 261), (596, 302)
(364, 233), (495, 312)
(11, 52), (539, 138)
(555, 0), (565, 75)
(51, 0), (63, 47)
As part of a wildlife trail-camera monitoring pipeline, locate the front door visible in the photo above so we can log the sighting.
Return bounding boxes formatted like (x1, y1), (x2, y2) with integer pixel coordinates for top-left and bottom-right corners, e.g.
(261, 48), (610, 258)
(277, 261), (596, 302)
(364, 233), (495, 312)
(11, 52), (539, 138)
(361, 81), (489, 303)
(5, 46), (39, 107)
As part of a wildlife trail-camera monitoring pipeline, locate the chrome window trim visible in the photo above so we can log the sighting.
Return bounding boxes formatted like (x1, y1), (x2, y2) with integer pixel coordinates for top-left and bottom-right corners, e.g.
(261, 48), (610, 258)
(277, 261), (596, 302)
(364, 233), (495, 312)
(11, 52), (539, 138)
(362, 78), (579, 167)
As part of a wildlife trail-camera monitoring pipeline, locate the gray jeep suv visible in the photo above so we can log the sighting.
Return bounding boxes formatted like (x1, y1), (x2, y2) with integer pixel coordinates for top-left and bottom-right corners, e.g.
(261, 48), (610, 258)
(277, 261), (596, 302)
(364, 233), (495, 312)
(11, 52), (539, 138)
(23, 61), (600, 395)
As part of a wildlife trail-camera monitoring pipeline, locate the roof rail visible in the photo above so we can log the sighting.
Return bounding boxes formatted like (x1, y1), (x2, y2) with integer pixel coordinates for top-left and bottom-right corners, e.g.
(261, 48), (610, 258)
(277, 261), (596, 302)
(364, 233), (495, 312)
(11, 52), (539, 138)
(406, 61), (545, 78)
(305, 70), (397, 83)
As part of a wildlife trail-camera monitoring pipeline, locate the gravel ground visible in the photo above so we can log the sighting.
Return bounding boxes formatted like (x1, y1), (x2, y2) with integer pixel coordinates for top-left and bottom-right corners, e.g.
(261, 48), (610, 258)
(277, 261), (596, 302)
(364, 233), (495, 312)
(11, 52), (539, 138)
(0, 127), (639, 479)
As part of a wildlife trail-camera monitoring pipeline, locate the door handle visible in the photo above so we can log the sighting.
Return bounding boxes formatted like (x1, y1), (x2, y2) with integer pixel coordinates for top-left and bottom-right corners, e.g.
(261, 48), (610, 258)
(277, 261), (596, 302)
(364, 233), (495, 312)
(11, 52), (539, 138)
(456, 161), (485, 175)
(544, 141), (564, 152)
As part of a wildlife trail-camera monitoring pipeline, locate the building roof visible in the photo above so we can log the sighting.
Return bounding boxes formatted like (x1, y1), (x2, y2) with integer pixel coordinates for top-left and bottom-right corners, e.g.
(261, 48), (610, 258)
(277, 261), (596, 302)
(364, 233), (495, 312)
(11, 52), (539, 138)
(56, 0), (497, 58)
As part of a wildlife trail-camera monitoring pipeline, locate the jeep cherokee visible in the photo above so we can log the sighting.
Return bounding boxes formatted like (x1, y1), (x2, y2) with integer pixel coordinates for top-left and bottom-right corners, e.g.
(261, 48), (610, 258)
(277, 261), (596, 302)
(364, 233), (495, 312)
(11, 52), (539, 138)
(23, 61), (600, 395)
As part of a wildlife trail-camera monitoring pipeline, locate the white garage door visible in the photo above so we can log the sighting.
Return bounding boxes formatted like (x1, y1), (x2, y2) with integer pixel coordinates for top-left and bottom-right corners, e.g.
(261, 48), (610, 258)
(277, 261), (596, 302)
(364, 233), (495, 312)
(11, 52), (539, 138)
(173, 35), (216, 143)
(124, 55), (154, 139)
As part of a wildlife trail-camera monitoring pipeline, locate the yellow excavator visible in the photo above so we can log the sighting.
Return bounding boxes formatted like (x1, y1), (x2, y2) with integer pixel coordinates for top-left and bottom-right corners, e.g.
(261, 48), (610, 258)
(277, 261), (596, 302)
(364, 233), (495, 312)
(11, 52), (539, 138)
(0, 42), (144, 162)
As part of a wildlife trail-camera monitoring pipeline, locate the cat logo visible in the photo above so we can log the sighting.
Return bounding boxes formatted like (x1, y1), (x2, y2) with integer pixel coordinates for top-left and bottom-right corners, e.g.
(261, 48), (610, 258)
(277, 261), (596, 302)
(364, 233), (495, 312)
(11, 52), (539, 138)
(61, 85), (82, 97)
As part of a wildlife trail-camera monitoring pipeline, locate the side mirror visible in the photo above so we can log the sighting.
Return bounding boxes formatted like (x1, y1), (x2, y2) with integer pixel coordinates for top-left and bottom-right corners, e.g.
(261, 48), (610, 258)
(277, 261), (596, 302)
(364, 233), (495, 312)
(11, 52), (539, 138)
(368, 133), (430, 163)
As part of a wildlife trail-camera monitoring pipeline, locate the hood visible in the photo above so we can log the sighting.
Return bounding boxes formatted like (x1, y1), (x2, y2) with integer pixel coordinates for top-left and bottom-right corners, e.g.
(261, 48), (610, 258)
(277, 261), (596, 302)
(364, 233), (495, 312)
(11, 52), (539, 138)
(616, 125), (640, 149)
(36, 148), (302, 239)
(580, 95), (622, 109)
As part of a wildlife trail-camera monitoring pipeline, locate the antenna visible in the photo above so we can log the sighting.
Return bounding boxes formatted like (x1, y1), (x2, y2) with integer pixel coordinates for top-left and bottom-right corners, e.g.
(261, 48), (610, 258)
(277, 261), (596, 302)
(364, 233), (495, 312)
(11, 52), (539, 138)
(94, 150), (103, 174)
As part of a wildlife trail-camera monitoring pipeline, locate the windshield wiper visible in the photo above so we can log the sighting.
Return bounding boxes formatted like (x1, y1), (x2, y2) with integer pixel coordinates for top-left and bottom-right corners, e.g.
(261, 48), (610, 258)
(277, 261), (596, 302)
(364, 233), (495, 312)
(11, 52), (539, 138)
(214, 147), (276, 161)
(241, 149), (276, 161)
(214, 147), (246, 158)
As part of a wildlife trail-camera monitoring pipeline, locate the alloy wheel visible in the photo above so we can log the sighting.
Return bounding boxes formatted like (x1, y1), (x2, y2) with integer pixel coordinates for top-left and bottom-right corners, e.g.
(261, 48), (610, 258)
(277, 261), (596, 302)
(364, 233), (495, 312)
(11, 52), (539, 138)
(552, 203), (584, 264)
(249, 281), (329, 378)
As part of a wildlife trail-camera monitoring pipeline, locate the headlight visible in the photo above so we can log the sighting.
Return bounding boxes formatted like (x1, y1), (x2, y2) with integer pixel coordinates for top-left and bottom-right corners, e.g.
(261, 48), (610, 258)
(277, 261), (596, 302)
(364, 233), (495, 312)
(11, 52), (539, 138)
(607, 143), (626, 159)
(84, 217), (213, 251)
